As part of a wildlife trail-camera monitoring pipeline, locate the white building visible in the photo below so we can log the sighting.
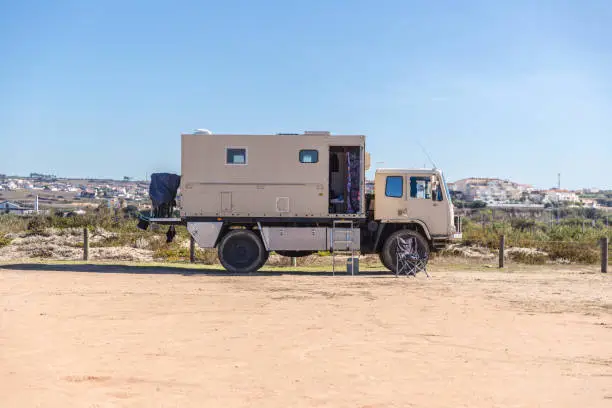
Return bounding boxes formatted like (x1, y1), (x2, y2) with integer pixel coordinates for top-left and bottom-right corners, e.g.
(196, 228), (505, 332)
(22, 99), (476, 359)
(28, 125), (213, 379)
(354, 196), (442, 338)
(451, 178), (532, 204)
(543, 189), (580, 204)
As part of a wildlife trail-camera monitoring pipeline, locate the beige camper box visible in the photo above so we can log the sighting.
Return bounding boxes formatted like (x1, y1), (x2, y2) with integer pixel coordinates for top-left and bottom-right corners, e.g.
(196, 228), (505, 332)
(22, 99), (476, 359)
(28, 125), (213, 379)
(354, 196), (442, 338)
(143, 131), (461, 274)
(180, 131), (367, 219)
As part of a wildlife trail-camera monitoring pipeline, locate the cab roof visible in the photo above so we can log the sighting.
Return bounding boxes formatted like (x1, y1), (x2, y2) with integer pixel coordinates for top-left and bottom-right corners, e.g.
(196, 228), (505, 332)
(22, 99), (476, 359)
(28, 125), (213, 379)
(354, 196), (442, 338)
(376, 168), (442, 175)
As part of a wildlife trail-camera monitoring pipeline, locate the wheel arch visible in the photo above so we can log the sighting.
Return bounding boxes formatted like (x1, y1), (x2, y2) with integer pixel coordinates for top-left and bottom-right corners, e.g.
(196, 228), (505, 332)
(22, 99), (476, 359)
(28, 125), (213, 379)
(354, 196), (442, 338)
(188, 221), (264, 249)
(374, 221), (432, 252)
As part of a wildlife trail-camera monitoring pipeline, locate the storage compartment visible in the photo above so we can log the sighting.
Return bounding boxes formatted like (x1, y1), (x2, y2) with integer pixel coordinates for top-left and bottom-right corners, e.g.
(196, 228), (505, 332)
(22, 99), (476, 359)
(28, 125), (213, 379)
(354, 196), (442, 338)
(261, 227), (327, 251)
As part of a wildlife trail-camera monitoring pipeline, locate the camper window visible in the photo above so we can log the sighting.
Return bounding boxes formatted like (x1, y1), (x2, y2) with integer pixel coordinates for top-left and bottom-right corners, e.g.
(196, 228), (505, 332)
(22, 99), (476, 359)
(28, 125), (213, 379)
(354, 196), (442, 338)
(299, 150), (319, 163)
(226, 148), (247, 165)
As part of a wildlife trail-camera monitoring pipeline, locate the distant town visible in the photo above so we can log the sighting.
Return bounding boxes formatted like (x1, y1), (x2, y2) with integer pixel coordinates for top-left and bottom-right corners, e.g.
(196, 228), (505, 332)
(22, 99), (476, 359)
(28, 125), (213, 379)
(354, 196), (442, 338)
(1, 172), (611, 215)
(0, 173), (150, 215)
(446, 178), (611, 209)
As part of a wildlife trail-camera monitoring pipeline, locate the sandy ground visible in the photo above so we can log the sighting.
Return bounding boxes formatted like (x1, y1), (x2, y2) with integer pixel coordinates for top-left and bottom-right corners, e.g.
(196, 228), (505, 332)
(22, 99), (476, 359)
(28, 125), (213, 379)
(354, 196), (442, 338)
(1, 263), (610, 408)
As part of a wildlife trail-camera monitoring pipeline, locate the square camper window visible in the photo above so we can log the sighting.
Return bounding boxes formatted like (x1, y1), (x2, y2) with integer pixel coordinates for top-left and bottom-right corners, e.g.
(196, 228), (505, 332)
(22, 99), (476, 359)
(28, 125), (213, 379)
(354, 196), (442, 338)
(410, 176), (432, 199)
(226, 148), (247, 165)
(299, 149), (319, 163)
(385, 176), (403, 198)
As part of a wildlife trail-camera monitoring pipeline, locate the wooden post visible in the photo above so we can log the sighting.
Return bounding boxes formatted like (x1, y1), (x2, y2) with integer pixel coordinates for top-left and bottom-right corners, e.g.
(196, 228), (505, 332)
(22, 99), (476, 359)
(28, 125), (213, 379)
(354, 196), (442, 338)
(190, 236), (196, 263)
(499, 234), (505, 268)
(83, 227), (89, 261)
(602, 237), (608, 273)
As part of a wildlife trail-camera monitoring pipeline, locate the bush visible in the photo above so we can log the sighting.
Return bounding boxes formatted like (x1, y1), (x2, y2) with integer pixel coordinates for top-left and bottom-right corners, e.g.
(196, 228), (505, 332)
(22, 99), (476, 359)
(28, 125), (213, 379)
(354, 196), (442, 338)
(27, 216), (50, 234)
(0, 214), (29, 234)
(505, 247), (548, 264)
(539, 242), (599, 264)
(458, 216), (609, 264)
(30, 247), (53, 258)
(0, 234), (11, 248)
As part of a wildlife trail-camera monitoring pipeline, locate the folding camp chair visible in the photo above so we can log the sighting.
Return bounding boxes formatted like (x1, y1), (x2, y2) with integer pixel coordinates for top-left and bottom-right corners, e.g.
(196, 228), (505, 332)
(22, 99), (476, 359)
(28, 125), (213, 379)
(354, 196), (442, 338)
(395, 236), (429, 277)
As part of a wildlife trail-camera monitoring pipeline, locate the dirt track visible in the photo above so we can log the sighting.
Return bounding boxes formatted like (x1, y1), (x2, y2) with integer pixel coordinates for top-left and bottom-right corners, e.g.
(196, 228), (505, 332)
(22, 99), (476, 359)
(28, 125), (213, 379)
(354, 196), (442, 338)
(1, 263), (610, 407)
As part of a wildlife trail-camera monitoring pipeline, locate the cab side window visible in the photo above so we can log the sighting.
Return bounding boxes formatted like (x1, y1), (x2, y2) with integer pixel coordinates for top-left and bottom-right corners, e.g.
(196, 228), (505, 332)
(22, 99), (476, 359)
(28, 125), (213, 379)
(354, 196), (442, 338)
(410, 177), (432, 199)
(385, 176), (403, 198)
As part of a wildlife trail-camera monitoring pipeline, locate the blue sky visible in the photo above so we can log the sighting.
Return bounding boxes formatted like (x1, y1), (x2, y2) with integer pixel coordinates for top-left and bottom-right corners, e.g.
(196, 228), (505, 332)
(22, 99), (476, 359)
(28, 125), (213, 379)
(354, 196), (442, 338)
(1, 0), (611, 189)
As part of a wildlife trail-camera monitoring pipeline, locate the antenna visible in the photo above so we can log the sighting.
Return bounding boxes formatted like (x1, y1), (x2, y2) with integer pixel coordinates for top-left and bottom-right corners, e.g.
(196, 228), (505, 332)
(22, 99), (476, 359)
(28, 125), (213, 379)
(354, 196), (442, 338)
(418, 141), (437, 169)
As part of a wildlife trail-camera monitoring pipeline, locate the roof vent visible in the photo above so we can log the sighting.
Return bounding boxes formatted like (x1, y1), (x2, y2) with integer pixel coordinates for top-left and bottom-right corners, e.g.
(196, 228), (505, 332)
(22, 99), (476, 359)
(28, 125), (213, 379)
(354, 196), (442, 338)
(193, 129), (212, 135)
(304, 131), (330, 135)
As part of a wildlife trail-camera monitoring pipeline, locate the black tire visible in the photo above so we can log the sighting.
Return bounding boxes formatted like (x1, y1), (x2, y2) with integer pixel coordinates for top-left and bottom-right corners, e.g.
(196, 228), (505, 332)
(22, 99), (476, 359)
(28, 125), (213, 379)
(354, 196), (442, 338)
(258, 249), (270, 269)
(275, 250), (316, 258)
(378, 251), (393, 272)
(380, 230), (429, 274)
(218, 230), (267, 274)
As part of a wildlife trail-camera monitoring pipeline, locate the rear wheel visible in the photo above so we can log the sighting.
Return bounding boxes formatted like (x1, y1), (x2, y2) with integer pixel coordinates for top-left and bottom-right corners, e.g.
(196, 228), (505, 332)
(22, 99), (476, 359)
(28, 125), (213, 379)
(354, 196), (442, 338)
(218, 230), (267, 274)
(258, 249), (270, 269)
(380, 230), (429, 274)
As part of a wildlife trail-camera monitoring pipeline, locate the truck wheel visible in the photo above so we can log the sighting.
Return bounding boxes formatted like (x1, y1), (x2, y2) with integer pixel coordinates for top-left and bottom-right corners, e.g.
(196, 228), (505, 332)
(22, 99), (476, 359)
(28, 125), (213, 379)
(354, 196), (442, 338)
(218, 230), (267, 274)
(380, 230), (429, 274)
(258, 250), (270, 269)
(275, 250), (316, 258)
(378, 252), (393, 272)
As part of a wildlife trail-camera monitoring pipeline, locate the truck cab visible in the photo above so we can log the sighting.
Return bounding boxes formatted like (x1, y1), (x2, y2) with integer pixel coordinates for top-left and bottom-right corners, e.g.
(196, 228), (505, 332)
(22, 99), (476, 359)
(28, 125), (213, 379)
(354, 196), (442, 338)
(373, 168), (458, 249)
(357, 168), (460, 272)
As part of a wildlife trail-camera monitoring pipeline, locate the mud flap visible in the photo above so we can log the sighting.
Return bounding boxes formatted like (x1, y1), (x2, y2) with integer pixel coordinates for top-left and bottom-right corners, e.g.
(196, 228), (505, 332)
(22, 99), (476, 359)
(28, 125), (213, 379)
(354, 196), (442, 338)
(166, 225), (176, 243)
(137, 219), (150, 231)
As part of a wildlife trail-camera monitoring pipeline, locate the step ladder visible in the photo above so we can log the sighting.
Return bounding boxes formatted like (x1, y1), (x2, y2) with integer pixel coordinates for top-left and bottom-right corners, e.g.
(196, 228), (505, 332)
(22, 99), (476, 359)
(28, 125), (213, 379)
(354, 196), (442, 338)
(331, 220), (357, 276)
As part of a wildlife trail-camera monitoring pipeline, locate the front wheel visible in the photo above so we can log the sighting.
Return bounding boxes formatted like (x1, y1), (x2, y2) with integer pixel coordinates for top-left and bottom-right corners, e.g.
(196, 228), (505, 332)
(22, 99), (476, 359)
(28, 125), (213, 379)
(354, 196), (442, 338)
(380, 230), (429, 274)
(218, 230), (267, 274)
(378, 251), (393, 272)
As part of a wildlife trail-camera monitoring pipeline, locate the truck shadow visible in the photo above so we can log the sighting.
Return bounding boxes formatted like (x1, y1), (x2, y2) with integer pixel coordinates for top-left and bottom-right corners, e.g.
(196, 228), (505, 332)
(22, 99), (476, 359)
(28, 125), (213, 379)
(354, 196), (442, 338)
(0, 263), (392, 277)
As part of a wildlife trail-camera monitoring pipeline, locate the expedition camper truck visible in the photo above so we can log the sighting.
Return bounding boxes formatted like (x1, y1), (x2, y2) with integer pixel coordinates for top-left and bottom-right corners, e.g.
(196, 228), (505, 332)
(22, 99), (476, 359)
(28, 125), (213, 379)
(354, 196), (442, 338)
(143, 131), (461, 274)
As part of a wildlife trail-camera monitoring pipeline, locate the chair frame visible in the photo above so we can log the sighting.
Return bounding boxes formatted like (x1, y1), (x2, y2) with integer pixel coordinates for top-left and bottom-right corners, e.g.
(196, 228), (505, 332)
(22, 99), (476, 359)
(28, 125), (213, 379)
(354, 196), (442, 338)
(395, 236), (430, 277)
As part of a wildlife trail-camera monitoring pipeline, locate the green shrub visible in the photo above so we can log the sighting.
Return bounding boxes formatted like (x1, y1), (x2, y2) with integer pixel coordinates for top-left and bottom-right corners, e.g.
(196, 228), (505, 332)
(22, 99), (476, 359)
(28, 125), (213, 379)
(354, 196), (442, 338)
(459, 217), (609, 264)
(539, 242), (599, 264)
(0, 234), (11, 248)
(27, 216), (50, 233)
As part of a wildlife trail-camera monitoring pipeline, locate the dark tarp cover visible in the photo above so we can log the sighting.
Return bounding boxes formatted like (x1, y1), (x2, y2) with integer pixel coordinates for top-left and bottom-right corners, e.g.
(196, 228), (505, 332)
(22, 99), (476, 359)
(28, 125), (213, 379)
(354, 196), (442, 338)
(149, 173), (181, 208)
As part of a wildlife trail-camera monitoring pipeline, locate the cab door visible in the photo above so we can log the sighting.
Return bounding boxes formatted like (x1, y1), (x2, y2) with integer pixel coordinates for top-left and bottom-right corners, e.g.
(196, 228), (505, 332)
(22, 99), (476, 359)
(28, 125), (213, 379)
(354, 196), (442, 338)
(374, 172), (407, 221)
(404, 174), (449, 236)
